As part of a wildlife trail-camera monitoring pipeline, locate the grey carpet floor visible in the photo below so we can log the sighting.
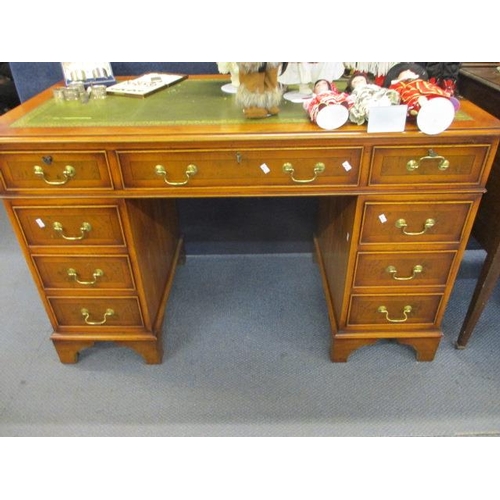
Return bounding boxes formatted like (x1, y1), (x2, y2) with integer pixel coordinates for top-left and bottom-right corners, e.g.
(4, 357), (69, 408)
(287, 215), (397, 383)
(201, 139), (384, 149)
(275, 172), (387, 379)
(1, 201), (500, 437)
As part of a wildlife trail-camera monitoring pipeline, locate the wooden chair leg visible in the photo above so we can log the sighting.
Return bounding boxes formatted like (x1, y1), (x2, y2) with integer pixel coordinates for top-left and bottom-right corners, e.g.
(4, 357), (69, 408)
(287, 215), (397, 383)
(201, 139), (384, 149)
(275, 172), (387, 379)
(456, 243), (500, 348)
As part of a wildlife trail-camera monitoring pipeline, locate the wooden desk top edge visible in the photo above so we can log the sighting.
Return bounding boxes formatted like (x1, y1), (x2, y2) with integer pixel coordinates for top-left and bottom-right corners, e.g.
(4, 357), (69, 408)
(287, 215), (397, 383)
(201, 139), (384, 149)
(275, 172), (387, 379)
(1, 75), (500, 144)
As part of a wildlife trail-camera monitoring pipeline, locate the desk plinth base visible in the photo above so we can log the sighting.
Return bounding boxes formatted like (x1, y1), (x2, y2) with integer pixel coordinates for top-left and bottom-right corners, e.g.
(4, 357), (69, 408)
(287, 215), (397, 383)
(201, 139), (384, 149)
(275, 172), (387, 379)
(51, 336), (164, 364)
(330, 333), (442, 362)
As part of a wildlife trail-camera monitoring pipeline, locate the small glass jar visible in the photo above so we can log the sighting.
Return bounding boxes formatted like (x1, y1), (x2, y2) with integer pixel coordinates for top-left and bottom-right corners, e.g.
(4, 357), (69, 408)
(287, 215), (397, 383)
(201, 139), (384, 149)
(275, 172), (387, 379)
(63, 87), (80, 101)
(90, 85), (107, 99)
(52, 87), (66, 103)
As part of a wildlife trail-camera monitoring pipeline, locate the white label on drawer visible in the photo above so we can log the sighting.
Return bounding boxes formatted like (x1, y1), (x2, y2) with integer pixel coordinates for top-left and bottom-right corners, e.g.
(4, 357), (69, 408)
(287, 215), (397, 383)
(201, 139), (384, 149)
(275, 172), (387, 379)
(35, 218), (45, 228)
(260, 163), (270, 174)
(342, 161), (352, 171)
(378, 214), (387, 224)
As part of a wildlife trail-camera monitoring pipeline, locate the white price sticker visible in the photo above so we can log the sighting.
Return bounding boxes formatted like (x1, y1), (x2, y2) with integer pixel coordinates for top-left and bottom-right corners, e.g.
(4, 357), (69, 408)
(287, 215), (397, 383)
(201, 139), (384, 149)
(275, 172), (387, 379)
(378, 214), (387, 224)
(35, 218), (45, 228)
(260, 163), (270, 174)
(342, 161), (352, 172)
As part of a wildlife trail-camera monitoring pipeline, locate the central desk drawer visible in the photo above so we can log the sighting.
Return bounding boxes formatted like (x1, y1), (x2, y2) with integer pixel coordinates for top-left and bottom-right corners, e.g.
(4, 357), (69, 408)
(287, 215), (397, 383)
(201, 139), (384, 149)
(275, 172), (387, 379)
(32, 255), (135, 290)
(369, 144), (490, 186)
(117, 148), (362, 188)
(359, 200), (474, 245)
(48, 297), (144, 328)
(0, 151), (112, 191)
(13, 205), (126, 247)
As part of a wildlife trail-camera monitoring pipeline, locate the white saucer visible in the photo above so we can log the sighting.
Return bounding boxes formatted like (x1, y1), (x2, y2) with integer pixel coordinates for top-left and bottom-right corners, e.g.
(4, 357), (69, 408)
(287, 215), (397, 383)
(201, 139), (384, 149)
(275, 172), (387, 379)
(315, 105), (349, 130)
(417, 97), (455, 135)
(283, 91), (311, 103)
(221, 83), (238, 94)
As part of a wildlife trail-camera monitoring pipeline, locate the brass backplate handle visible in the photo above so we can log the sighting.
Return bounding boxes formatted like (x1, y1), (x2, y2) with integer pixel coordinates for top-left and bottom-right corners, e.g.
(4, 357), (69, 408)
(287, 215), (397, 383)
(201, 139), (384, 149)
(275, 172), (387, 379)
(155, 164), (198, 186)
(406, 150), (450, 172)
(386, 264), (423, 281)
(395, 218), (435, 236)
(378, 305), (412, 323)
(81, 308), (115, 325)
(53, 221), (92, 240)
(67, 268), (104, 286)
(283, 162), (325, 184)
(34, 165), (75, 185)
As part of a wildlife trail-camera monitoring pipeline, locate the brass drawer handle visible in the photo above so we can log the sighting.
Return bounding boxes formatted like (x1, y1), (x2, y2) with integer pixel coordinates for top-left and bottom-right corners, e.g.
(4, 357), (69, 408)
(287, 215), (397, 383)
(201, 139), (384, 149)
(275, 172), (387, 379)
(81, 308), (114, 325)
(155, 164), (198, 186)
(406, 150), (450, 172)
(395, 218), (435, 236)
(386, 264), (423, 281)
(53, 221), (92, 240)
(33, 165), (76, 185)
(378, 305), (412, 323)
(67, 268), (104, 286)
(283, 162), (325, 184)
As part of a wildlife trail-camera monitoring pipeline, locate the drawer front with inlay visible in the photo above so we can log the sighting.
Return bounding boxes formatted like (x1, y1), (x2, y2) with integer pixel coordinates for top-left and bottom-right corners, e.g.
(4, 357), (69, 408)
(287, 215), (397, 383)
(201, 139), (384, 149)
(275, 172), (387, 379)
(347, 294), (443, 327)
(13, 205), (126, 247)
(353, 251), (456, 288)
(360, 200), (474, 245)
(369, 144), (489, 186)
(48, 297), (144, 328)
(117, 148), (362, 188)
(32, 255), (135, 290)
(0, 151), (112, 191)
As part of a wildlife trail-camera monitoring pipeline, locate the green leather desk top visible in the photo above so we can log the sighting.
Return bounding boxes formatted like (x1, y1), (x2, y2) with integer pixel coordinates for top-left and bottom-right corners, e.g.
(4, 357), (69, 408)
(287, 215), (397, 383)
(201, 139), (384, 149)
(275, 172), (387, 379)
(11, 77), (472, 130)
(12, 79), (311, 128)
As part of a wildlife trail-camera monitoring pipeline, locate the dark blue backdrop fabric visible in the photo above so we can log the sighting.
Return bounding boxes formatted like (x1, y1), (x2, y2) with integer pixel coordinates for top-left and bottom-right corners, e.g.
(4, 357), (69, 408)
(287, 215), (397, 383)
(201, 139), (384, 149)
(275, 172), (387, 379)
(10, 62), (218, 102)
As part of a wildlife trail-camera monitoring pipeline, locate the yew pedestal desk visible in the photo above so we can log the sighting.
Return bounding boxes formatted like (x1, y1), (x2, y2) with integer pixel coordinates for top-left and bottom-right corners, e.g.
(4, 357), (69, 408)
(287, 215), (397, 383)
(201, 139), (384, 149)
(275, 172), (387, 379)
(1, 77), (499, 364)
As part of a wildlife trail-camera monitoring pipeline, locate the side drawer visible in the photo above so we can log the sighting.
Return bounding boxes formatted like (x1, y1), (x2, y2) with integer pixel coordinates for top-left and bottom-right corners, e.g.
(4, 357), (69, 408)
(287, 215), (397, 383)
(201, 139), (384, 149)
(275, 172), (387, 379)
(13, 205), (126, 247)
(117, 147), (362, 188)
(0, 151), (113, 191)
(32, 255), (135, 291)
(360, 200), (474, 245)
(369, 144), (490, 186)
(347, 294), (443, 327)
(353, 250), (456, 289)
(48, 297), (144, 328)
